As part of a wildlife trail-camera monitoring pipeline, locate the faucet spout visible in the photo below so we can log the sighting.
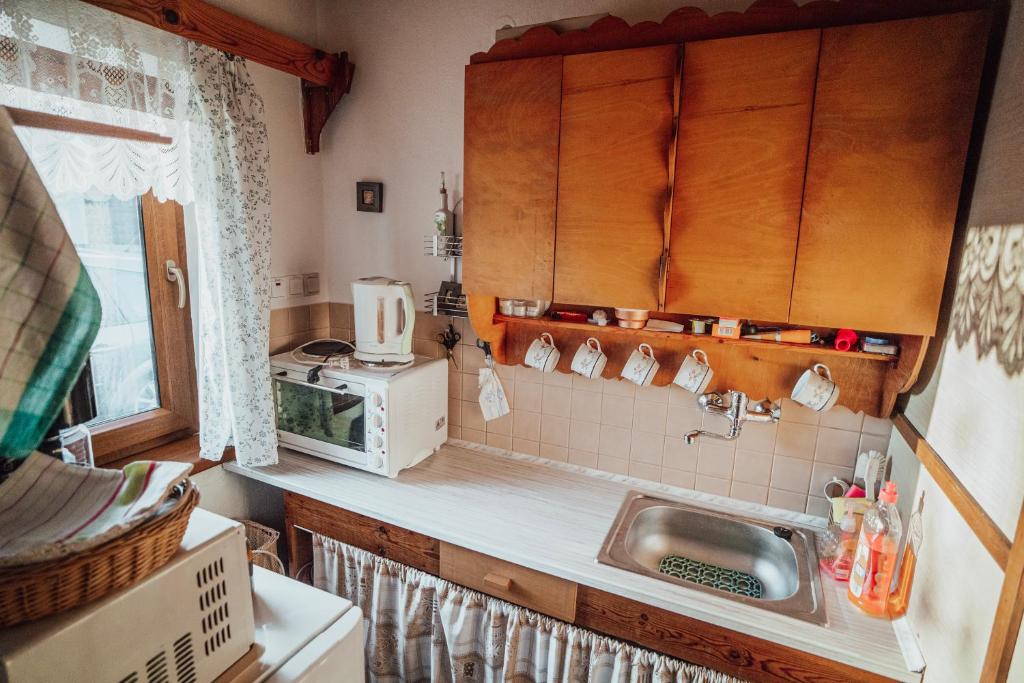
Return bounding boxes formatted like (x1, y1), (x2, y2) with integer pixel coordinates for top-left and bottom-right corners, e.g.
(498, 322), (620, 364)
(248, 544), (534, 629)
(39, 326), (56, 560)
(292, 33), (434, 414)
(684, 391), (781, 444)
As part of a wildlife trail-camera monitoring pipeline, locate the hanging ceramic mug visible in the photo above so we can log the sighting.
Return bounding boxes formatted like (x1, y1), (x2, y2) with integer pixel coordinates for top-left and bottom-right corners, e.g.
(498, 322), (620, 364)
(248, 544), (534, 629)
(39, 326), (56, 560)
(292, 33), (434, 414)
(571, 337), (607, 379)
(792, 363), (840, 412)
(524, 332), (560, 373)
(673, 348), (713, 394)
(621, 343), (659, 386)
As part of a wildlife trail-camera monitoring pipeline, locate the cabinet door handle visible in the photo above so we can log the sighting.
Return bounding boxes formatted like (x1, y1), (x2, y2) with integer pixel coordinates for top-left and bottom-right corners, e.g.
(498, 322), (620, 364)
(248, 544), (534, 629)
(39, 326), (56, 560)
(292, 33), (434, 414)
(483, 573), (513, 591)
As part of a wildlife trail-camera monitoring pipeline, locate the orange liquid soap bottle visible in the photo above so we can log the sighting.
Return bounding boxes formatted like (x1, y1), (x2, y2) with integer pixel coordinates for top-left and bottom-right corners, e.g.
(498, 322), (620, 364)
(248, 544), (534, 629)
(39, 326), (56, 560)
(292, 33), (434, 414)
(848, 482), (902, 617)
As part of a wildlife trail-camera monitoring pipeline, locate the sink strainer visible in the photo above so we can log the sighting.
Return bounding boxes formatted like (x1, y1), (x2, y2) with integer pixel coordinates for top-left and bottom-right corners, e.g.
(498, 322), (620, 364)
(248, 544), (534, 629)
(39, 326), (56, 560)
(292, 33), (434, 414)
(658, 555), (764, 599)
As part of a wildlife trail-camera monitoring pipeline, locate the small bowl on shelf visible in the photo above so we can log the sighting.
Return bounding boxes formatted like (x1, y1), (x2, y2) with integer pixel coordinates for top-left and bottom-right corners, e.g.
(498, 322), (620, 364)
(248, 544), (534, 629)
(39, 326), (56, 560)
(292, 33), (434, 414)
(614, 308), (649, 329)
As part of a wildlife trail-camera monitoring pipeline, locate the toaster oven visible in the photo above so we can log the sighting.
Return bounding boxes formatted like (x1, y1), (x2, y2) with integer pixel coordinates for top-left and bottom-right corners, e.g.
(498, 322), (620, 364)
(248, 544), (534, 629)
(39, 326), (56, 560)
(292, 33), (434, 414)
(269, 351), (448, 477)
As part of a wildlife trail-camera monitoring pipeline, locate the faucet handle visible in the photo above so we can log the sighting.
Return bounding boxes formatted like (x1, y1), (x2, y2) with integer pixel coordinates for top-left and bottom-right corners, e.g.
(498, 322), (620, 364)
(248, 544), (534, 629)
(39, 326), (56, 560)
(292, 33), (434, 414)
(748, 398), (782, 422)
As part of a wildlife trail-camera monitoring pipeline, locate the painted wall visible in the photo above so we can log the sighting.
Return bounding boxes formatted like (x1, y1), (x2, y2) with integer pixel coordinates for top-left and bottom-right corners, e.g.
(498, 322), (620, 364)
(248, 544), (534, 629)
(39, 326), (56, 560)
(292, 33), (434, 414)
(896, 1), (1024, 680)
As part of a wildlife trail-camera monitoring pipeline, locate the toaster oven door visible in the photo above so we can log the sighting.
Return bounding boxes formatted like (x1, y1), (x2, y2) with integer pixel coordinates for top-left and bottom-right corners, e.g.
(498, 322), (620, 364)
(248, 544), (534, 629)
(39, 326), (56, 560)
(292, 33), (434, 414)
(272, 375), (367, 464)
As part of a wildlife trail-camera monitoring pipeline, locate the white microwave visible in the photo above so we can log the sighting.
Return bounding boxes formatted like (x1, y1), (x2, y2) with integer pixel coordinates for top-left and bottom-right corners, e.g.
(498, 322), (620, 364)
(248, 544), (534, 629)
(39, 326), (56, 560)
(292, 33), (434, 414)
(269, 351), (448, 477)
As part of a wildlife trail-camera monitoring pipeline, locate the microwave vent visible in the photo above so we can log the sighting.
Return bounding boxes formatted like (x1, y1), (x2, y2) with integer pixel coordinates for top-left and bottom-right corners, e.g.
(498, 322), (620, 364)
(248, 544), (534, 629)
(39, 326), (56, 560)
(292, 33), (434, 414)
(117, 674), (139, 683)
(173, 633), (197, 683)
(145, 651), (168, 683)
(197, 556), (233, 657)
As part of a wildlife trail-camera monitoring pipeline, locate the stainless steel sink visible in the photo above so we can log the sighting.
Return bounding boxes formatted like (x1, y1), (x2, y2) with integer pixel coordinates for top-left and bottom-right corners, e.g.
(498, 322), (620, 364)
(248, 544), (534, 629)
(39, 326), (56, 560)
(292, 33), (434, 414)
(597, 492), (827, 625)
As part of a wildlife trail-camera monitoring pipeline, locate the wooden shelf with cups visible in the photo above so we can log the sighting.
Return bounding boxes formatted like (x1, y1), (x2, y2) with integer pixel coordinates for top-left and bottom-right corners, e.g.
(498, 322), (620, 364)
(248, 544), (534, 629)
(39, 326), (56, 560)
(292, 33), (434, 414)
(468, 296), (927, 419)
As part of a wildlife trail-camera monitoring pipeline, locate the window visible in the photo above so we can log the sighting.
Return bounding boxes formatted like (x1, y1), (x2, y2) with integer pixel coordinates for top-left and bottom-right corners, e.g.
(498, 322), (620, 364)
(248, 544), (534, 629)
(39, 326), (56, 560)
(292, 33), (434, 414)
(52, 188), (197, 464)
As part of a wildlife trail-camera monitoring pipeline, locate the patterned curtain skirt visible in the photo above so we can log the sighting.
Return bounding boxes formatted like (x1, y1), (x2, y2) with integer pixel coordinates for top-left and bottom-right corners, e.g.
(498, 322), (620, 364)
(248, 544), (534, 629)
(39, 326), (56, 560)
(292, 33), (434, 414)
(312, 534), (748, 683)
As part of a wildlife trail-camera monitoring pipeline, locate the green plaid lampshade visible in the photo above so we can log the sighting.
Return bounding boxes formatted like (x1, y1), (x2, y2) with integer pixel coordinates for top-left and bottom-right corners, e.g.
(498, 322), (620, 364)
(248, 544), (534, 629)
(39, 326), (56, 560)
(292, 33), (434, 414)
(0, 107), (101, 459)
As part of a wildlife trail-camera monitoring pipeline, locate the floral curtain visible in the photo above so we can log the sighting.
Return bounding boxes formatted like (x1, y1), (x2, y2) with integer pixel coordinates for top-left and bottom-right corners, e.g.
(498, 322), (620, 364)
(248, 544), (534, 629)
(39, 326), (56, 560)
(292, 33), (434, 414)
(313, 535), (748, 683)
(187, 45), (276, 465)
(0, 0), (278, 466)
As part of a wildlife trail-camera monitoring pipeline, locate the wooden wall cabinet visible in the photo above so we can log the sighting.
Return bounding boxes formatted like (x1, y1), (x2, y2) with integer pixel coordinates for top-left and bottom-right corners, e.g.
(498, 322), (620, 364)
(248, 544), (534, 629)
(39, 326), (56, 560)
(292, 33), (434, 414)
(553, 45), (678, 309)
(665, 30), (819, 321)
(462, 56), (562, 300)
(789, 12), (989, 334)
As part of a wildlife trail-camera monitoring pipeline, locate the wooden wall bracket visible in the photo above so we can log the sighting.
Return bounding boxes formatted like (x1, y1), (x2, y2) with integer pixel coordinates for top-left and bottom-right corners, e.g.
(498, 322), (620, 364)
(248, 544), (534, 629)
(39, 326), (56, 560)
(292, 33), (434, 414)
(84, 0), (355, 154)
(302, 52), (355, 154)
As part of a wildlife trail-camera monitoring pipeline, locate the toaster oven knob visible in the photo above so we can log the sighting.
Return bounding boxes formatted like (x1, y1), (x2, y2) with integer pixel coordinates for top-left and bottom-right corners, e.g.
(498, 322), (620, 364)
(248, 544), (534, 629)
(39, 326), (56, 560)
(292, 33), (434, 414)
(371, 414), (384, 429)
(372, 455), (384, 469)
(370, 393), (383, 408)
(371, 435), (384, 450)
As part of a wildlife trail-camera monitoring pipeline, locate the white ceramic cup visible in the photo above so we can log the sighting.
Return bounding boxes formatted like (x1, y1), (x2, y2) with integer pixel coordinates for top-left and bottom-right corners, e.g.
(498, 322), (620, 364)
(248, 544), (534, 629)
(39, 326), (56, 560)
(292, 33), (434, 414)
(571, 337), (607, 379)
(673, 348), (713, 394)
(792, 363), (840, 412)
(525, 332), (560, 373)
(621, 343), (659, 386)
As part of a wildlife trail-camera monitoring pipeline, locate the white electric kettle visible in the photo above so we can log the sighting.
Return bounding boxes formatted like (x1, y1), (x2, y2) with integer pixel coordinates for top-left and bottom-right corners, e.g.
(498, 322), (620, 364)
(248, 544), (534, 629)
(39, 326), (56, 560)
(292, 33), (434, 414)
(352, 276), (416, 367)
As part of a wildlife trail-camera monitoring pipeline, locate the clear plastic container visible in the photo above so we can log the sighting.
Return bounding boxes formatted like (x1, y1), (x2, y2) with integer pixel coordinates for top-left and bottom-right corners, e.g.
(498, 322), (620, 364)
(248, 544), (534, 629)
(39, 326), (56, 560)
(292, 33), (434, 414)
(848, 481), (902, 617)
(830, 509), (859, 581)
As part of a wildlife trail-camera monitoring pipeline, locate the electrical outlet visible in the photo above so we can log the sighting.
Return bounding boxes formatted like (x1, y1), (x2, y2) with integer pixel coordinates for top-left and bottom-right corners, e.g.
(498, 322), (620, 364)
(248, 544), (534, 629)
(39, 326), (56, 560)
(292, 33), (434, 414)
(271, 277), (285, 299)
(287, 275), (304, 296)
(304, 273), (320, 296)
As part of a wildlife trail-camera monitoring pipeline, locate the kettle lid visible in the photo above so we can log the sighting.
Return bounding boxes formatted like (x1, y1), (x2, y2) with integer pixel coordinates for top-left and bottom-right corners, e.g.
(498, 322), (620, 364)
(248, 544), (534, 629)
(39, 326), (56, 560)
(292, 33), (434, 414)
(354, 276), (409, 287)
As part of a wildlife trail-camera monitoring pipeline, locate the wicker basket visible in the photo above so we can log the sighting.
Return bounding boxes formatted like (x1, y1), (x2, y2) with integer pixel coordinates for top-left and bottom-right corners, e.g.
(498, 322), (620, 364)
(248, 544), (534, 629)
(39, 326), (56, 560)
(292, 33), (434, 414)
(240, 519), (283, 574)
(0, 481), (199, 628)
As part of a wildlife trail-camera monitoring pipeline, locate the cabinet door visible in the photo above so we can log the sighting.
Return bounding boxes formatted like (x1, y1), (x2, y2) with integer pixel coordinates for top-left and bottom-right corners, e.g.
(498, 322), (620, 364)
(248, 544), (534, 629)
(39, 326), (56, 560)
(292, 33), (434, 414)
(790, 12), (988, 334)
(553, 45), (678, 309)
(463, 56), (562, 299)
(665, 30), (819, 321)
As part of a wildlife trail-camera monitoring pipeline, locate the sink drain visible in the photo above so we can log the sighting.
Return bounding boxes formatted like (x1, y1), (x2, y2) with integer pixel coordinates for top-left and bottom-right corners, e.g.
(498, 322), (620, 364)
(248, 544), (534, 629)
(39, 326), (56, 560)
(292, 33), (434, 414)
(658, 555), (764, 599)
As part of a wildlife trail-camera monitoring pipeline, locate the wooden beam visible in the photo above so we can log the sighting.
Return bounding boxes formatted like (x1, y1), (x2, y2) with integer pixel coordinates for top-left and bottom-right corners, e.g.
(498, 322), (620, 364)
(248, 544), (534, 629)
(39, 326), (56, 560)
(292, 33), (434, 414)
(5, 106), (173, 144)
(981, 498), (1024, 682)
(892, 413), (1011, 570)
(84, 0), (341, 86)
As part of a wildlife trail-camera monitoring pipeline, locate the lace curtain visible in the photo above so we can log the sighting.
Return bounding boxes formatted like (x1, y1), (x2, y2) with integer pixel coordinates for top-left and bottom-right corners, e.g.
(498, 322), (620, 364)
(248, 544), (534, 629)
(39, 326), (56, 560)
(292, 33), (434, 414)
(0, 0), (192, 201)
(0, 0), (277, 466)
(313, 535), (747, 683)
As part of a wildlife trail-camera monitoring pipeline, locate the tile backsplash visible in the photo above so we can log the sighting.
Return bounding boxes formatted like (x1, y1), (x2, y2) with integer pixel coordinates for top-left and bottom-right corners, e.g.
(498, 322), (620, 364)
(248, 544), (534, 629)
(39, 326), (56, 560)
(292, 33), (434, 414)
(269, 307), (892, 517)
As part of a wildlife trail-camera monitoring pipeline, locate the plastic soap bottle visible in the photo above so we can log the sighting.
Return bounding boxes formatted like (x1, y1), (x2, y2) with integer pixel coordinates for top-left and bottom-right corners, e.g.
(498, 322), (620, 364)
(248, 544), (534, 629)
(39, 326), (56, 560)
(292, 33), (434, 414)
(830, 509), (858, 581)
(848, 481), (902, 617)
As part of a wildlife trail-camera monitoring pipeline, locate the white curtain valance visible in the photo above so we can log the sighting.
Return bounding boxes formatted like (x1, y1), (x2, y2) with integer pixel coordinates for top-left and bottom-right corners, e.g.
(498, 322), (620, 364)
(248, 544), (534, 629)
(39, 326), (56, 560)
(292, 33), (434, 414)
(314, 534), (747, 683)
(0, 0), (193, 203)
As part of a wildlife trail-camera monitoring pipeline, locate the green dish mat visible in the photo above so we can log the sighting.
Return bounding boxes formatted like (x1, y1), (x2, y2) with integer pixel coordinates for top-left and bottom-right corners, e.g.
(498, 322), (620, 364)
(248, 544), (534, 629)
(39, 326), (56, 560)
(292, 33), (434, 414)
(658, 554), (764, 599)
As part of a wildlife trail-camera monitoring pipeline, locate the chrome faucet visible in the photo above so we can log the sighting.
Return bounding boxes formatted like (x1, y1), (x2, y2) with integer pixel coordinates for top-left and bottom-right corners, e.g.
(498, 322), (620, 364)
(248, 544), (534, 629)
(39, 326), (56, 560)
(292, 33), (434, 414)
(684, 390), (781, 445)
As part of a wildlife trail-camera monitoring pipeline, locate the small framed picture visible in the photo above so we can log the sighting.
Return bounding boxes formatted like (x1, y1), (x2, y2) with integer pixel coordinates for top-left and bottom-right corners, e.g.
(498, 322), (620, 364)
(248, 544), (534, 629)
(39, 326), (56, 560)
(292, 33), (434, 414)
(356, 181), (383, 212)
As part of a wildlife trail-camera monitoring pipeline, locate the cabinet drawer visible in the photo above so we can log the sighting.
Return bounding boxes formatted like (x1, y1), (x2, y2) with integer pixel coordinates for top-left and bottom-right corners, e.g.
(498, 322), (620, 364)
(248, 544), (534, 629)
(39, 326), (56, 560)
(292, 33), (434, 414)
(439, 542), (577, 622)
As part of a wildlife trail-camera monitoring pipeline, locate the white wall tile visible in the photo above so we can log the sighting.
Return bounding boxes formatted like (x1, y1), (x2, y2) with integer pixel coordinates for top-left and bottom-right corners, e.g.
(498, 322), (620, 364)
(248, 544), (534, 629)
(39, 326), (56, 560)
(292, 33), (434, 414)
(665, 402), (703, 438)
(629, 461), (662, 482)
(541, 415), (570, 447)
(448, 425), (461, 439)
(662, 468), (696, 489)
(862, 414), (893, 436)
(819, 405), (864, 432)
(598, 424), (631, 459)
(635, 384), (670, 403)
(571, 374), (604, 392)
(604, 378), (636, 397)
(515, 365), (545, 384)
(805, 496), (830, 518)
(512, 410), (541, 441)
(630, 430), (664, 465)
(597, 455), (629, 475)
(733, 449), (773, 485)
(462, 400), (485, 432)
(780, 397), (821, 425)
(663, 436), (698, 472)
(542, 370), (572, 387)
(569, 420), (600, 453)
(601, 394), (635, 428)
(633, 401), (668, 434)
(697, 442), (735, 478)
(737, 421), (777, 453)
(695, 475), (731, 496)
(570, 390), (603, 423)
(487, 432), (512, 450)
(768, 488), (807, 513)
(775, 421), (818, 460)
(770, 455), (813, 493)
(448, 398), (462, 427)
(730, 481), (768, 505)
(462, 427), (485, 444)
(541, 385), (572, 417)
(512, 438), (539, 456)
(859, 432), (891, 456)
(514, 381), (543, 412)
(539, 443), (568, 461)
(486, 411), (512, 436)
(568, 449), (599, 468)
(448, 371), (462, 399)
(814, 427), (862, 466)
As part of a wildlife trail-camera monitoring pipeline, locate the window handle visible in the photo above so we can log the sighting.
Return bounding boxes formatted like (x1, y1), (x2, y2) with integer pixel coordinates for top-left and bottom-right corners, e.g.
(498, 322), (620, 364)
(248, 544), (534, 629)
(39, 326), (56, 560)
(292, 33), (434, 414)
(165, 259), (187, 309)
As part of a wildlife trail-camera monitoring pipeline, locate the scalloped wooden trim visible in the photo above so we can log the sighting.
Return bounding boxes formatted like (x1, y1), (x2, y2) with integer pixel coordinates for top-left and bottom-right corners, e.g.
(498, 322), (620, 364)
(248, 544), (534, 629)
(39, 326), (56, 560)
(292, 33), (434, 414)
(469, 0), (990, 63)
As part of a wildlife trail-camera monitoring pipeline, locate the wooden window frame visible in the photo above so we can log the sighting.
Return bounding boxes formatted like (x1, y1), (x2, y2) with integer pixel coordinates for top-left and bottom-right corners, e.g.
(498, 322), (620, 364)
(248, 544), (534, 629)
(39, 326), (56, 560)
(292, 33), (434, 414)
(10, 107), (200, 465)
(88, 192), (198, 465)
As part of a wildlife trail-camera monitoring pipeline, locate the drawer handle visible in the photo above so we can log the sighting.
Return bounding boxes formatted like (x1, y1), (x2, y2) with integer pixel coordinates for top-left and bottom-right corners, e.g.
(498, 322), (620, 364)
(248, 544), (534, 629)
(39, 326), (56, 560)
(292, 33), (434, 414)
(483, 573), (513, 591)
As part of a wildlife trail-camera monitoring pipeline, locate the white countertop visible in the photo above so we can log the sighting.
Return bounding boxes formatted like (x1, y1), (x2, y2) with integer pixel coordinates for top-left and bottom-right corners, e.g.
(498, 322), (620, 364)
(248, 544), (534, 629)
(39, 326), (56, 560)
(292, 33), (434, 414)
(225, 440), (922, 682)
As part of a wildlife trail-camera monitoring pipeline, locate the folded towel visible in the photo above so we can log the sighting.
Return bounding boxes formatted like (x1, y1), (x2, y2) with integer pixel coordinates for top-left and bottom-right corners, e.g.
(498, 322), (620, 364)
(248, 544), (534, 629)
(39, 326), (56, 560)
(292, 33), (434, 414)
(0, 452), (192, 567)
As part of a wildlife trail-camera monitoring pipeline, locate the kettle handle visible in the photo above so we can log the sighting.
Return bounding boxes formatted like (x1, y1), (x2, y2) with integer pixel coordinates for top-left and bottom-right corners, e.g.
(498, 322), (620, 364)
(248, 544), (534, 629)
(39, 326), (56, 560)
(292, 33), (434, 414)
(398, 287), (415, 338)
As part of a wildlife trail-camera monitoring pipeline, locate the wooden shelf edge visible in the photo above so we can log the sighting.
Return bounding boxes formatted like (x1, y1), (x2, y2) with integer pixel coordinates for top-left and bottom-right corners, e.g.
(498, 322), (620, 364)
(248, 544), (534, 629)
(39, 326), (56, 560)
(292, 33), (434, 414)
(494, 314), (896, 362)
(103, 434), (234, 477)
(892, 413), (1010, 569)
